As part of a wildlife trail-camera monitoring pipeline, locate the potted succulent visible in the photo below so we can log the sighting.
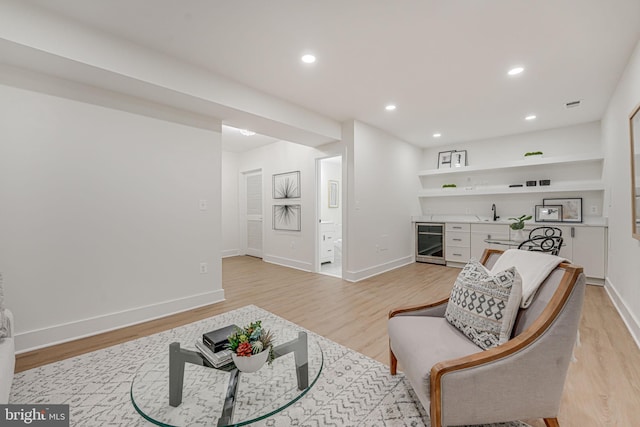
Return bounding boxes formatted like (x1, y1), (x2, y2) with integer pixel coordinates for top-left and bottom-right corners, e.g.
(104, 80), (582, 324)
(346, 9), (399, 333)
(509, 214), (532, 241)
(227, 320), (275, 373)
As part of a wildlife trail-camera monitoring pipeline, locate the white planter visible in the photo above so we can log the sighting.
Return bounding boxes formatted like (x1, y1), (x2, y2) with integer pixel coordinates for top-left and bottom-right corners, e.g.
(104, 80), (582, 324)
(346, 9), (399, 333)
(231, 349), (269, 373)
(513, 229), (526, 242)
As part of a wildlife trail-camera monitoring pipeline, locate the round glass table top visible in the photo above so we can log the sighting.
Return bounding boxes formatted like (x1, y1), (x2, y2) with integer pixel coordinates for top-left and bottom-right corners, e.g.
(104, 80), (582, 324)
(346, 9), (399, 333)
(131, 328), (323, 427)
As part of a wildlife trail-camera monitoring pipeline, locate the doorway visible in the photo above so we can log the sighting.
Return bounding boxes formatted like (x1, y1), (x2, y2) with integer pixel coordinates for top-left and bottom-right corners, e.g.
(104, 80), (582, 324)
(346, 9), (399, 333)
(242, 169), (263, 258)
(317, 156), (343, 277)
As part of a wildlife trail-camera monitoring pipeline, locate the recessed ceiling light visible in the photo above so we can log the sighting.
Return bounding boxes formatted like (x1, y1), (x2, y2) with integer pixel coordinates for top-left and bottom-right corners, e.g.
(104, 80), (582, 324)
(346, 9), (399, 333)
(433, 133), (442, 138)
(385, 104), (397, 111)
(301, 54), (316, 64)
(508, 67), (524, 76)
(525, 115), (537, 121)
(239, 129), (256, 136)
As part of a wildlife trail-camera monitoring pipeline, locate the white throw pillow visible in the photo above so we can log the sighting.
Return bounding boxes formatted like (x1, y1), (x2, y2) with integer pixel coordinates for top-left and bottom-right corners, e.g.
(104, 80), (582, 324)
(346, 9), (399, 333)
(445, 259), (523, 350)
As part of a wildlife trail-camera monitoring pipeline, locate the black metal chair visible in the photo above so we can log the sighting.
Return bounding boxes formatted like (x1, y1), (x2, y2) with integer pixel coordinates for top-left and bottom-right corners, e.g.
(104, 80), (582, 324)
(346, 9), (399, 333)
(518, 227), (564, 255)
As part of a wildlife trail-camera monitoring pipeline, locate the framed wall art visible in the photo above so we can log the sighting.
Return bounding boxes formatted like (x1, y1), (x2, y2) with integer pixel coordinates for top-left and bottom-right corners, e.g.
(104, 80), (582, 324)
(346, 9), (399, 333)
(437, 151), (452, 169)
(543, 198), (582, 223)
(273, 204), (301, 231)
(452, 150), (467, 168)
(535, 205), (563, 222)
(328, 180), (339, 208)
(273, 171), (300, 199)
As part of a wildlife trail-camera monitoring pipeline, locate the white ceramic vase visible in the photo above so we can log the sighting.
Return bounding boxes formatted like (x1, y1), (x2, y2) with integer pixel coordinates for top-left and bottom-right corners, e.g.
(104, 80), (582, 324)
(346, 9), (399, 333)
(231, 349), (269, 373)
(514, 229), (525, 242)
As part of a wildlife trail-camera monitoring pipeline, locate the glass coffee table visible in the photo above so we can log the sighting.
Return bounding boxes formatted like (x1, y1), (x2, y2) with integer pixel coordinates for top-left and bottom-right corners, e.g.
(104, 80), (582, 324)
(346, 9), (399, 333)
(131, 324), (323, 426)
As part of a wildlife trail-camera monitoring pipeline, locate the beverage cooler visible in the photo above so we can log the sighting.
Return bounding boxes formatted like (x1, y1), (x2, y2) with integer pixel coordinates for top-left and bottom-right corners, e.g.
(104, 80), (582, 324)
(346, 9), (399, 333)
(415, 223), (445, 265)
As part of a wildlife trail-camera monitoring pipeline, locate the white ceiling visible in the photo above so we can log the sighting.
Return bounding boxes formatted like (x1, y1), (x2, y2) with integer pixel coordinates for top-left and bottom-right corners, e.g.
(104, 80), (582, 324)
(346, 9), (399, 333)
(24, 0), (640, 148)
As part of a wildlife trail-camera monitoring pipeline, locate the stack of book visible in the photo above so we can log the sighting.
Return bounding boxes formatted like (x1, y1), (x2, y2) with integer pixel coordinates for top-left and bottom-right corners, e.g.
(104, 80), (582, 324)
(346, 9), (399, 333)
(195, 324), (238, 368)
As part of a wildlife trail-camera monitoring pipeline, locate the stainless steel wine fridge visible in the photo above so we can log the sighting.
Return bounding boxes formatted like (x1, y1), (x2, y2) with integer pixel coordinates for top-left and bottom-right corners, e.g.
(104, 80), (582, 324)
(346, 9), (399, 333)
(415, 223), (445, 265)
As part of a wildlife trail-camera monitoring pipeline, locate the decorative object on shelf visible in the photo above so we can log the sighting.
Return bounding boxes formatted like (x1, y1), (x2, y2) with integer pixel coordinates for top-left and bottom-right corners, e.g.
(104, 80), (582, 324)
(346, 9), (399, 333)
(442, 184), (457, 188)
(526, 180), (537, 186)
(630, 102), (640, 240)
(452, 150), (467, 168)
(535, 205), (563, 222)
(524, 151), (543, 157)
(539, 179), (551, 186)
(328, 180), (339, 208)
(543, 198), (583, 223)
(273, 204), (301, 231)
(273, 171), (301, 199)
(509, 214), (532, 232)
(437, 150), (452, 169)
(227, 320), (275, 373)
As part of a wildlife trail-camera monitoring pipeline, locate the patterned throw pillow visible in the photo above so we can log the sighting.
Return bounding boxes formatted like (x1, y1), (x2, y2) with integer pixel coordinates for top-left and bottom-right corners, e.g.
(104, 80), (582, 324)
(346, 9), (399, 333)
(445, 259), (522, 350)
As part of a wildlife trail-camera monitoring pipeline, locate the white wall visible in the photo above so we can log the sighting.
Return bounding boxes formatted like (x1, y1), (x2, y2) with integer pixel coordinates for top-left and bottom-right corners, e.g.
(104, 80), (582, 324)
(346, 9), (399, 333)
(344, 121), (422, 281)
(601, 40), (640, 345)
(221, 151), (240, 257)
(419, 122), (603, 220)
(0, 84), (224, 352)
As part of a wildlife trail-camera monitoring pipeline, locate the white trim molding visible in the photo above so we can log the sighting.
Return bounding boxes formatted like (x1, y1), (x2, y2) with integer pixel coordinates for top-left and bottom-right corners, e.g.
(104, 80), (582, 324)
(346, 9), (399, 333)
(222, 249), (241, 258)
(15, 289), (226, 353)
(343, 256), (414, 282)
(605, 277), (640, 349)
(263, 255), (313, 273)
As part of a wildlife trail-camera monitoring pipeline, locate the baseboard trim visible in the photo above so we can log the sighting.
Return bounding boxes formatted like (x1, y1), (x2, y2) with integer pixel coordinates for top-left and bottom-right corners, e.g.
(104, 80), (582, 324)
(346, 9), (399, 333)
(343, 256), (414, 282)
(222, 249), (241, 258)
(15, 289), (226, 353)
(263, 255), (313, 272)
(604, 277), (640, 350)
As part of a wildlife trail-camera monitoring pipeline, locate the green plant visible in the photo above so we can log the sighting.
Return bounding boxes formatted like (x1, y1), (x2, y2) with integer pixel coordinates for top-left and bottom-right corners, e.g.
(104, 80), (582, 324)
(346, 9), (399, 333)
(524, 151), (543, 156)
(508, 214), (532, 230)
(227, 320), (275, 364)
(442, 184), (457, 188)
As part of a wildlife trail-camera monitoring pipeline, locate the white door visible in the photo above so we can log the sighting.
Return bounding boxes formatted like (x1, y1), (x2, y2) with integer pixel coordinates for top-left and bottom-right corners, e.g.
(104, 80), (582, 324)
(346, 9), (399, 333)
(245, 171), (263, 258)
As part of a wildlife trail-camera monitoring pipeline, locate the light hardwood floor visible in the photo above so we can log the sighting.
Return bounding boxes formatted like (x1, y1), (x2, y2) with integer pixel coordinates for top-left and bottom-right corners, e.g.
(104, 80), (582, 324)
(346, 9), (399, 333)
(16, 256), (640, 426)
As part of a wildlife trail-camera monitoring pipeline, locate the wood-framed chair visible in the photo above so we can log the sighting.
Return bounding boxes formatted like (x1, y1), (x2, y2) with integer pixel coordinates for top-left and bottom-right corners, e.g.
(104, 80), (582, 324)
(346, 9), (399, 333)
(388, 249), (585, 427)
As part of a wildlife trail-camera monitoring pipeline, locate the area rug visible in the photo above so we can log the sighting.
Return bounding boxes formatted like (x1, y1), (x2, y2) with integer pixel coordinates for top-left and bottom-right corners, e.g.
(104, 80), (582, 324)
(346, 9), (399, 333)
(10, 305), (529, 426)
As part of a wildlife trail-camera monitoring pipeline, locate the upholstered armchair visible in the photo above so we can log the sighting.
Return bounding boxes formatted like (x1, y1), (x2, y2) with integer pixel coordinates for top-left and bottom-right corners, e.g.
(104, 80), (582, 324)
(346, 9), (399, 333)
(388, 249), (585, 427)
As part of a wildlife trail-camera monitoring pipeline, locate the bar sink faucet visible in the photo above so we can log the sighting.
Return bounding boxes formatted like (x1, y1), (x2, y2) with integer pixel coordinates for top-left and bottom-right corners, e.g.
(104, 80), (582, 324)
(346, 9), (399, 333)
(492, 204), (500, 221)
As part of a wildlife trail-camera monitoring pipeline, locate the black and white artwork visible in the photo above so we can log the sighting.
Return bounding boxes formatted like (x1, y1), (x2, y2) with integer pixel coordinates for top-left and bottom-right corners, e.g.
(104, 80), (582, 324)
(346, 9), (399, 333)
(452, 150), (467, 168)
(535, 205), (563, 222)
(273, 204), (301, 231)
(437, 151), (452, 169)
(273, 171), (301, 199)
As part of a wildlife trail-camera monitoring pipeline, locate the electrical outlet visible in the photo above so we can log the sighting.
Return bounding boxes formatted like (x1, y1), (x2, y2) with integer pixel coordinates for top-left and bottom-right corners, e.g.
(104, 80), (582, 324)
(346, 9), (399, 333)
(200, 262), (208, 274)
(590, 205), (598, 214)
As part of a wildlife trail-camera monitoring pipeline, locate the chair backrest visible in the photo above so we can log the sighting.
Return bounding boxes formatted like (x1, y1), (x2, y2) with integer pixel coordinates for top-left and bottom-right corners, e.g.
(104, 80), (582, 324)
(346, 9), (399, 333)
(528, 226), (562, 238)
(518, 235), (564, 255)
(481, 249), (583, 337)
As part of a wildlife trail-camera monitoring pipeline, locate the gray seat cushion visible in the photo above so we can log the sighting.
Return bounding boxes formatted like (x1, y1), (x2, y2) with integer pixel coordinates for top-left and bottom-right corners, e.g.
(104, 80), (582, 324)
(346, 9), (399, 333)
(388, 315), (481, 411)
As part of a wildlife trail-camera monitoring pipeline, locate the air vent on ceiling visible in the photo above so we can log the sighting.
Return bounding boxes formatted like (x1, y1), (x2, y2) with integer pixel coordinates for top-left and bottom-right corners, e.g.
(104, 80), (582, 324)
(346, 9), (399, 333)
(565, 100), (581, 109)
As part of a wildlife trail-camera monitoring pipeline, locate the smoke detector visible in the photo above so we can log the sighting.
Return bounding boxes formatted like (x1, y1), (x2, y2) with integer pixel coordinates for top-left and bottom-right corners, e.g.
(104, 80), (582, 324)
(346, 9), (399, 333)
(565, 100), (581, 109)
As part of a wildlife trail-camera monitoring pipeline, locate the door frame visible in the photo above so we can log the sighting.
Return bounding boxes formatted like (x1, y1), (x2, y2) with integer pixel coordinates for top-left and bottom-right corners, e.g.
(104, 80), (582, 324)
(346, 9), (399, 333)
(315, 155), (344, 276)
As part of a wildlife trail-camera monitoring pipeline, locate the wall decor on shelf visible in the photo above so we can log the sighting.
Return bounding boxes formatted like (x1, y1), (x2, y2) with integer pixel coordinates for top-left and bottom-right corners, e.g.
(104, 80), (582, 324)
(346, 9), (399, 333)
(437, 151), (452, 169)
(273, 171), (301, 199)
(543, 198), (582, 223)
(535, 205), (563, 222)
(273, 204), (301, 231)
(452, 150), (467, 168)
(328, 180), (339, 208)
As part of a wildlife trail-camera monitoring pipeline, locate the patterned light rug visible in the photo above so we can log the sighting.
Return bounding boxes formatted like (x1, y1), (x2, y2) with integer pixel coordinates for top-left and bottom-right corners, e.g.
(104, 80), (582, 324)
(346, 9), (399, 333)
(10, 305), (529, 426)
